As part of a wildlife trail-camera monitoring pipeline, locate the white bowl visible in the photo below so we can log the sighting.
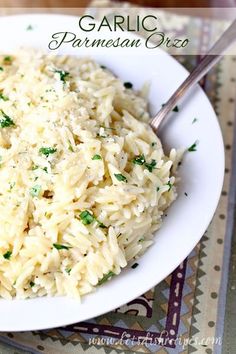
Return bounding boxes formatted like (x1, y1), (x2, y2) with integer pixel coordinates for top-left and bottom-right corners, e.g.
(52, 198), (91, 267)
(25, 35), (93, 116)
(0, 14), (224, 331)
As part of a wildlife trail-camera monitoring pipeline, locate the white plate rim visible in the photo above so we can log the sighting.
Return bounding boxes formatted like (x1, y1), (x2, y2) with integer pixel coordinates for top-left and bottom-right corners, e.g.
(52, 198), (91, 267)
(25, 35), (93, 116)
(0, 13), (225, 331)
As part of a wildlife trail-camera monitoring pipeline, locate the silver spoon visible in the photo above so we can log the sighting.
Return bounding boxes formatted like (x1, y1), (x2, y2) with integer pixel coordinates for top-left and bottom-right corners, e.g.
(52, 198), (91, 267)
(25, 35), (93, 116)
(150, 19), (236, 133)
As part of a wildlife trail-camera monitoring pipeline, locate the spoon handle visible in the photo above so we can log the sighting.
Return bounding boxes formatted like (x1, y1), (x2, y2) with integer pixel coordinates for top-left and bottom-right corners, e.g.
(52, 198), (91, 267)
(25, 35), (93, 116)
(150, 19), (236, 133)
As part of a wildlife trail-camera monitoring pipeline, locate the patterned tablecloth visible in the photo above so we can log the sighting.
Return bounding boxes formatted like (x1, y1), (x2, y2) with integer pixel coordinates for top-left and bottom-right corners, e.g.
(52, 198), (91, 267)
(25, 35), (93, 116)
(0, 3), (235, 354)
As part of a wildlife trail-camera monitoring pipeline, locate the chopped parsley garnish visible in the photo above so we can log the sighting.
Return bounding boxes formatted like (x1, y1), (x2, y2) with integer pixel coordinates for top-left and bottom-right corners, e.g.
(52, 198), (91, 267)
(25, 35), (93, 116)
(53, 243), (71, 250)
(65, 268), (71, 274)
(3, 251), (12, 260)
(166, 181), (173, 191)
(79, 210), (95, 225)
(172, 105), (179, 112)
(192, 117), (198, 124)
(32, 165), (47, 173)
(188, 141), (198, 152)
(45, 212), (52, 219)
(144, 159), (156, 172)
(0, 92), (8, 101)
(39, 147), (57, 157)
(124, 82), (133, 89)
(151, 142), (157, 147)
(132, 155), (156, 172)
(54, 69), (70, 82)
(114, 173), (128, 183)
(79, 210), (106, 228)
(100, 65), (106, 69)
(156, 187), (160, 192)
(9, 182), (15, 191)
(0, 110), (14, 128)
(98, 271), (115, 285)
(96, 220), (107, 229)
(3, 56), (12, 64)
(26, 25), (33, 31)
(68, 143), (74, 152)
(139, 237), (145, 242)
(131, 262), (139, 269)
(0, 67), (3, 71)
(162, 103), (179, 112)
(30, 185), (41, 197)
(29, 281), (35, 287)
(132, 154), (145, 165)
(92, 154), (102, 160)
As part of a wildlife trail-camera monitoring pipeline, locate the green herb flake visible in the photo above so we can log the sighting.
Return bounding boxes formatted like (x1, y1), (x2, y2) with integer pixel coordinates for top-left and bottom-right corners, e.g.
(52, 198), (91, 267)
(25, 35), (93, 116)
(100, 65), (107, 69)
(98, 271), (115, 285)
(151, 142), (157, 147)
(68, 143), (74, 152)
(96, 219), (107, 229)
(162, 103), (179, 112)
(30, 185), (41, 197)
(131, 262), (139, 269)
(53, 243), (71, 250)
(54, 69), (70, 83)
(92, 154), (102, 160)
(26, 24), (33, 31)
(3, 251), (12, 260)
(172, 105), (179, 112)
(79, 210), (95, 225)
(0, 67), (3, 71)
(32, 165), (39, 170)
(184, 192), (188, 197)
(44, 212), (52, 219)
(39, 147), (57, 157)
(29, 281), (35, 287)
(42, 167), (48, 173)
(132, 154), (145, 165)
(124, 82), (133, 89)
(3, 56), (12, 64)
(0, 92), (8, 101)
(0, 110), (14, 128)
(144, 159), (156, 172)
(192, 117), (198, 124)
(65, 268), (71, 274)
(139, 237), (145, 243)
(9, 182), (15, 191)
(188, 141), (198, 152)
(166, 181), (173, 191)
(114, 173), (128, 183)
(156, 187), (160, 192)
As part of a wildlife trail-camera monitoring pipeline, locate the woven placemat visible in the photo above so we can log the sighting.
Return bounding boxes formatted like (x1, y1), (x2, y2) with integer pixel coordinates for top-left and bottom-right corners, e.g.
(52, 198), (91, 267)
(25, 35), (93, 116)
(0, 5), (235, 354)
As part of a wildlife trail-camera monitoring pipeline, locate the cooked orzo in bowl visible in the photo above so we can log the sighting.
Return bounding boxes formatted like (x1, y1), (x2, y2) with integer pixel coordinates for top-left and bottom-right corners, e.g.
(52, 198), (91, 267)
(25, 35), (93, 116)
(0, 49), (179, 299)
